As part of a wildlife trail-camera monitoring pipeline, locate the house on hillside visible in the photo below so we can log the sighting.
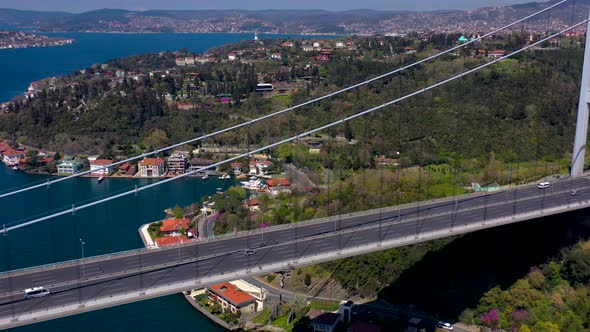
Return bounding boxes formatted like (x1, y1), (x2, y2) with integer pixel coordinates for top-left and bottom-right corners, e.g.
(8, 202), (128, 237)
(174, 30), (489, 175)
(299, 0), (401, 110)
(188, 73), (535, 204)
(231, 162), (243, 174)
(90, 159), (113, 175)
(266, 178), (291, 196)
(2, 149), (25, 166)
(155, 235), (188, 247)
(138, 157), (166, 177)
(56, 157), (83, 174)
(302, 45), (314, 52)
(189, 157), (215, 173)
(167, 152), (188, 175)
(159, 218), (190, 235)
(207, 282), (257, 314)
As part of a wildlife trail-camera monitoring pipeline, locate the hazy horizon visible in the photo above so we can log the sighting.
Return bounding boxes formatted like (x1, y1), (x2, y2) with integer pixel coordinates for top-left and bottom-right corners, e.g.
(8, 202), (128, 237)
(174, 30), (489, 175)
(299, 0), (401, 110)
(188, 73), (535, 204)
(0, 0), (543, 13)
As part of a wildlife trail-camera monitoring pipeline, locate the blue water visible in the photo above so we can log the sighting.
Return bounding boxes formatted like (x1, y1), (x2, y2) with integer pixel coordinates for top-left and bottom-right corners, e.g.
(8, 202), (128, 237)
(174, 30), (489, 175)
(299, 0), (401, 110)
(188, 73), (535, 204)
(0, 32), (324, 102)
(0, 166), (233, 332)
(0, 165), (231, 331)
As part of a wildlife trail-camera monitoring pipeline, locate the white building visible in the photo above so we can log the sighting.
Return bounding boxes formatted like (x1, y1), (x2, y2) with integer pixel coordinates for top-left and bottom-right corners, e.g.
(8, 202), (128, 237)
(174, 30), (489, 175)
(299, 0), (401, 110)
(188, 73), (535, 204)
(90, 159), (113, 175)
(57, 159), (83, 174)
(2, 149), (24, 166)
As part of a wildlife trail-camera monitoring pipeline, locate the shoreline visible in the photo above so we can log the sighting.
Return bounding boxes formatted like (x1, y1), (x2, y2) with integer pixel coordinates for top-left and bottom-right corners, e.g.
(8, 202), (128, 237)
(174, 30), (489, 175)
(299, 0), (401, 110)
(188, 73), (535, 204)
(136, 221), (235, 331)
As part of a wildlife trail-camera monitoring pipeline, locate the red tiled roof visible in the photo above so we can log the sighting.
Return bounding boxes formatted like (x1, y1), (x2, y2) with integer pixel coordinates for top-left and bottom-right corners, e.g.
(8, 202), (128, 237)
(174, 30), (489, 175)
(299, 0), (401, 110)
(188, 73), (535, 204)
(91, 159), (113, 166)
(0, 142), (10, 153)
(139, 158), (165, 166)
(119, 163), (130, 170)
(267, 178), (290, 187)
(231, 162), (242, 168)
(208, 282), (255, 307)
(247, 198), (260, 207)
(155, 235), (188, 247)
(160, 218), (190, 232)
(3, 149), (25, 157)
(41, 157), (54, 164)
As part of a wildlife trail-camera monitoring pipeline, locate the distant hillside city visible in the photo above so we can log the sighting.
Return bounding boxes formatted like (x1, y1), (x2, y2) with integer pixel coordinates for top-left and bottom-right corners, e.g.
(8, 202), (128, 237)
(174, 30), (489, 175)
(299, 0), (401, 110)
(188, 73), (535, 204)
(0, 0), (589, 35)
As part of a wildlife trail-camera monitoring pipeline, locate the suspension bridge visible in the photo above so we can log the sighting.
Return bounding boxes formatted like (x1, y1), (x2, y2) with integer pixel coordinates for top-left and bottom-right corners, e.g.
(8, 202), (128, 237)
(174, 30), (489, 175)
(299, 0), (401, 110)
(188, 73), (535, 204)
(1, 1), (590, 328)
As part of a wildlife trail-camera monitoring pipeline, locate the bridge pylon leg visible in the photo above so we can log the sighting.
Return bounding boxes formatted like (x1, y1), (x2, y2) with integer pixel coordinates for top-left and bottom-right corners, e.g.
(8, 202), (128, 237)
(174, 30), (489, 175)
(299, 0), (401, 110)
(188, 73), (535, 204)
(571, 8), (590, 177)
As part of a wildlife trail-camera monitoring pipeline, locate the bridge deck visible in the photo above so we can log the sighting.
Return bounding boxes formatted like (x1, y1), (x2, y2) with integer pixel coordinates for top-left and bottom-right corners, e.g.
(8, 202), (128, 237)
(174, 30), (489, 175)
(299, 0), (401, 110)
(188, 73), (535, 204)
(0, 176), (589, 329)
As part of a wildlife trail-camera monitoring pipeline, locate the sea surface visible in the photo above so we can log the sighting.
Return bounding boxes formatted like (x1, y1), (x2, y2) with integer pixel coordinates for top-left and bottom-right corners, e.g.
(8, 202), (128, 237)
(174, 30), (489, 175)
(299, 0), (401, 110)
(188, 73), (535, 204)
(0, 31), (325, 103)
(0, 165), (231, 332)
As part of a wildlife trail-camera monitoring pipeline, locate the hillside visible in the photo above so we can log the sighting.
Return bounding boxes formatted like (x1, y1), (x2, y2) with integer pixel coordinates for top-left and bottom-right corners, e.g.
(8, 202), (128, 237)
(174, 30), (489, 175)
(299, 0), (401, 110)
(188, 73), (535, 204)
(0, 0), (588, 34)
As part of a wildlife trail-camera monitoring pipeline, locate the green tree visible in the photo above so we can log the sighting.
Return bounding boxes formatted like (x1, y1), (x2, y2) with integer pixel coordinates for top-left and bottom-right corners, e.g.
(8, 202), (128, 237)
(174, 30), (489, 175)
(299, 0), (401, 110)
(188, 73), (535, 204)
(532, 321), (560, 332)
(518, 325), (532, 332)
(562, 249), (590, 285)
(172, 205), (184, 219)
(143, 128), (169, 150)
(213, 186), (247, 214)
(304, 273), (312, 287)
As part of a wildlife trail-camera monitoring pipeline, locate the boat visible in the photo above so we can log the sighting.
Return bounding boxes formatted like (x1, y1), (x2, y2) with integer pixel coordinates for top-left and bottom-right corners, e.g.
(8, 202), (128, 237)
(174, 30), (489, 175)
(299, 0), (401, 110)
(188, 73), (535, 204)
(220, 173), (231, 180)
(98, 175), (104, 183)
(202, 174), (209, 180)
(11, 165), (18, 170)
(241, 177), (263, 190)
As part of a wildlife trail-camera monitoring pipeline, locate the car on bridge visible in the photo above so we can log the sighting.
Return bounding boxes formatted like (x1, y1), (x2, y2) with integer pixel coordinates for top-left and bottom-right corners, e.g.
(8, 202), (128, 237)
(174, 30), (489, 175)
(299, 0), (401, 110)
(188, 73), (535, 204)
(24, 287), (50, 299)
(243, 249), (256, 256)
(537, 182), (550, 189)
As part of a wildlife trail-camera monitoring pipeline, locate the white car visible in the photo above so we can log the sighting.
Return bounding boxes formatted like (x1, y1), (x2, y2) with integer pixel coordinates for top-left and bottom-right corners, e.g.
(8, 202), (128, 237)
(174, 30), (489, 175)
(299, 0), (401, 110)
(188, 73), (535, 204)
(437, 321), (454, 331)
(24, 287), (51, 299)
(243, 249), (256, 256)
(537, 182), (550, 189)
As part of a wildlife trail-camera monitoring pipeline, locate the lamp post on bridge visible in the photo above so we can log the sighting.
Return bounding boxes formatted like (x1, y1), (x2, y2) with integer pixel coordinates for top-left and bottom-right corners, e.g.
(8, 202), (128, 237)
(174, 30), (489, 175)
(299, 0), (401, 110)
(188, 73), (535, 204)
(79, 238), (85, 279)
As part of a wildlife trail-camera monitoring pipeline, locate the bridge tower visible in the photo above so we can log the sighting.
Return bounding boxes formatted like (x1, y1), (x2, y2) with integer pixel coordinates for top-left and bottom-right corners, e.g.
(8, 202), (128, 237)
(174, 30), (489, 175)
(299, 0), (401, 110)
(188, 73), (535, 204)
(571, 9), (590, 177)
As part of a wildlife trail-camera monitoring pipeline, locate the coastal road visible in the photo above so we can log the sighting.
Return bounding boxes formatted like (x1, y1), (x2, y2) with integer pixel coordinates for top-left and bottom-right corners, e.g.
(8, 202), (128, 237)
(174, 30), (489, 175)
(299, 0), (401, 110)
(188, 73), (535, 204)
(0, 176), (589, 328)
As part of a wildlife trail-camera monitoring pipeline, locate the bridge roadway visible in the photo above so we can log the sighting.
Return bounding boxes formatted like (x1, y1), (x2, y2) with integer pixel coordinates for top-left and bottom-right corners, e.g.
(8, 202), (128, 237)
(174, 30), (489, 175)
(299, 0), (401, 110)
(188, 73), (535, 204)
(0, 176), (589, 328)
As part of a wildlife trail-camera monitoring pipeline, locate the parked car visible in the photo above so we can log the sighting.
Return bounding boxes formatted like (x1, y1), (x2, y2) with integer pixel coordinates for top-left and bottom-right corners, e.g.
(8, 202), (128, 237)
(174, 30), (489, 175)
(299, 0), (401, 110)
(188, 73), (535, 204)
(437, 321), (454, 331)
(243, 249), (256, 256)
(537, 182), (550, 189)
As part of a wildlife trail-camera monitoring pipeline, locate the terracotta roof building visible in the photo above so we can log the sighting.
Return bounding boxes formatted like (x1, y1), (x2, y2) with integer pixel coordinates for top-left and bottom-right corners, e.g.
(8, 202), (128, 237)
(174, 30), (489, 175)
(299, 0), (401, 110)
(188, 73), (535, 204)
(155, 235), (188, 247)
(159, 218), (190, 234)
(90, 159), (113, 175)
(138, 157), (165, 177)
(207, 282), (257, 314)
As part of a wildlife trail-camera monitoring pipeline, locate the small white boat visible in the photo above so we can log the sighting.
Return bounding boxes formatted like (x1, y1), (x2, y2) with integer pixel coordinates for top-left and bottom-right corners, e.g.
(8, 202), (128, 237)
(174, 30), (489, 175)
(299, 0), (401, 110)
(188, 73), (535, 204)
(11, 165), (18, 170)
(98, 175), (104, 183)
(202, 174), (209, 180)
(219, 173), (231, 180)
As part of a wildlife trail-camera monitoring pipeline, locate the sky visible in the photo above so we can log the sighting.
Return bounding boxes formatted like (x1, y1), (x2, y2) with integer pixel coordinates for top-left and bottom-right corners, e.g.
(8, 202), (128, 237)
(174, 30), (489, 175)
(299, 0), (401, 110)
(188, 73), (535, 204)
(0, 0), (541, 13)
